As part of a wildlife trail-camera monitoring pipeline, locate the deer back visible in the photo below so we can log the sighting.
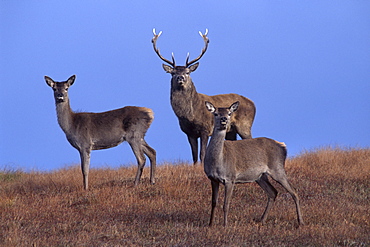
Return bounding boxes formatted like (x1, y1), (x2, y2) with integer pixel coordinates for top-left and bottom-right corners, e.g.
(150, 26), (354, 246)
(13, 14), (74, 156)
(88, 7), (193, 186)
(202, 93), (256, 134)
(92, 106), (153, 134)
(63, 106), (153, 150)
(223, 138), (287, 176)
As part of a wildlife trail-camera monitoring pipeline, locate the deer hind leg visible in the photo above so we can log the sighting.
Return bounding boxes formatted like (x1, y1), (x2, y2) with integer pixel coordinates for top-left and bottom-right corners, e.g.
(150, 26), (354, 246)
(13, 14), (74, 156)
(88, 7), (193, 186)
(256, 173), (278, 224)
(79, 148), (91, 190)
(142, 140), (157, 185)
(128, 139), (146, 186)
(269, 170), (304, 226)
(238, 132), (251, 139)
(235, 124), (252, 139)
(187, 135), (199, 165)
(209, 180), (220, 226)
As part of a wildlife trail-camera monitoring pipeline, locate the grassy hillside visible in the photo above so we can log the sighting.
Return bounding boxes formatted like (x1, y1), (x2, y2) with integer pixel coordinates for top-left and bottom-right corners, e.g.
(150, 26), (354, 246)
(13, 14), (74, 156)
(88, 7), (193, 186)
(1, 147), (369, 246)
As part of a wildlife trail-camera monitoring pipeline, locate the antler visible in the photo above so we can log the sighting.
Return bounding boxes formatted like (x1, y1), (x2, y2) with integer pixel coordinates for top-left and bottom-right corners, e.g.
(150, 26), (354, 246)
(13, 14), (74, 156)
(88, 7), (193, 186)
(185, 29), (209, 67)
(152, 28), (176, 67)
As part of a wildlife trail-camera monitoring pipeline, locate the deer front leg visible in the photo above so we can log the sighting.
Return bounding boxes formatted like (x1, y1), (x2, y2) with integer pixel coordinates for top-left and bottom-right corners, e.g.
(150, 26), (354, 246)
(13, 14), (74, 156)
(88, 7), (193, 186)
(199, 134), (209, 165)
(225, 127), (237, 140)
(209, 180), (219, 226)
(187, 135), (199, 165)
(223, 182), (235, 227)
(79, 148), (91, 190)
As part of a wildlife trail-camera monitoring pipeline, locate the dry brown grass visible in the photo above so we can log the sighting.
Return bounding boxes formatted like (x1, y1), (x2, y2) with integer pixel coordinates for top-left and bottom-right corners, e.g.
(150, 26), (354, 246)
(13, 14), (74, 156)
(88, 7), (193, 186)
(1, 147), (369, 246)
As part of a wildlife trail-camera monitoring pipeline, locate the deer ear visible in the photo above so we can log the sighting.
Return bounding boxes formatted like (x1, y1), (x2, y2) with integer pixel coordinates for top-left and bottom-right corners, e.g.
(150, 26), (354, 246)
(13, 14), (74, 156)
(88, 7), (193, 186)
(188, 62), (199, 72)
(45, 76), (55, 88)
(162, 64), (174, 73)
(205, 101), (216, 113)
(230, 101), (239, 113)
(67, 75), (76, 86)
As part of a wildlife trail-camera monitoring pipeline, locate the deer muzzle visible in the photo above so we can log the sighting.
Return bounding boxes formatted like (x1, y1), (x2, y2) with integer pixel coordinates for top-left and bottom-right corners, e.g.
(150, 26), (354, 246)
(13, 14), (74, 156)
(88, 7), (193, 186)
(219, 117), (228, 130)
(176, 75), (185, 84)
(56, 93), (64, 102)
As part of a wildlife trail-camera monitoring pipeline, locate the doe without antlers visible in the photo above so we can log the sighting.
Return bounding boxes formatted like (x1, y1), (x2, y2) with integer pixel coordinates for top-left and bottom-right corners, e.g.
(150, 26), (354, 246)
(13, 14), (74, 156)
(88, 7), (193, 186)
(204, 101), (304, 227)
(45, 75), (156, 190)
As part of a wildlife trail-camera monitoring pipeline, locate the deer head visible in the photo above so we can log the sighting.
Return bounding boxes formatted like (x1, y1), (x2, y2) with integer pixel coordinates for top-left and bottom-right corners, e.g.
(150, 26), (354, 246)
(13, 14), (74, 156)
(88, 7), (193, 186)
(45, 75), (76, 103)
(205, 101), (240, 131)
(152, 29), (209, 89)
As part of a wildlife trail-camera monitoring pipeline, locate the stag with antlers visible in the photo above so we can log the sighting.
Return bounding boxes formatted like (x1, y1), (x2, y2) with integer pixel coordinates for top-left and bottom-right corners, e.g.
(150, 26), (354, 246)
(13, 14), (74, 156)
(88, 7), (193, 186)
(152, 29), (256, 165)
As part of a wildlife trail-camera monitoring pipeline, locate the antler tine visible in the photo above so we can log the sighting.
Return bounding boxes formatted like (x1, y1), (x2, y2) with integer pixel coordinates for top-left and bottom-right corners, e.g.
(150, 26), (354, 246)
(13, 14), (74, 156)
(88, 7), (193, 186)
(185, 28), (209, 67)
(185, 52), (190, 65)
(152, 28), (175, 67)
(171, 53), (176, 66)
(152, 28), (162, 38)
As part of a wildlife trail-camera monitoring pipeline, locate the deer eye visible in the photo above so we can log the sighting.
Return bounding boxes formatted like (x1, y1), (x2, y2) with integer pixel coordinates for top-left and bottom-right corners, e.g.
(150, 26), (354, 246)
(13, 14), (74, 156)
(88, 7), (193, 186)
(214, 113), (218, 116)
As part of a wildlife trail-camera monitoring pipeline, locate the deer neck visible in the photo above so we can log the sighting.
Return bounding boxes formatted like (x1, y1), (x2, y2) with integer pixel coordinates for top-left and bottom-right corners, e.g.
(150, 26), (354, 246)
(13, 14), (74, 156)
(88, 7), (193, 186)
(170, 80), (202, 120)
(206, 127), (226, 165)
(55, 99), (74, 134)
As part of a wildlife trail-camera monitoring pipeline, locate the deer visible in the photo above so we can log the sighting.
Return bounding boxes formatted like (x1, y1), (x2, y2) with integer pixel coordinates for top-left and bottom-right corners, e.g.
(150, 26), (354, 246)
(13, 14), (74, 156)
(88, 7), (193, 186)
(152, 29), (256, 165)
(45, 75), (156, 190)
(204, 101), (304, 227)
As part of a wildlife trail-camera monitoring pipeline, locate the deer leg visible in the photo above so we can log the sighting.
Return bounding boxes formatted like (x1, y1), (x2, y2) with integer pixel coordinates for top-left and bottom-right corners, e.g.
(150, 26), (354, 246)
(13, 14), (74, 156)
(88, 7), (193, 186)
(270, 171), (304, 225)
(225, 126), (237, 140)
(235, 126), (252, 139)
(142, 140), (157, 185)
(256, 173), (278, 224)
(223, 182), (235, 227)
(199, 134), (209, 164)
(209, 180), (219, 226)
(128, 140), (146, 186)
(187, 136), (199, 165)
(79, 148), (91, 190)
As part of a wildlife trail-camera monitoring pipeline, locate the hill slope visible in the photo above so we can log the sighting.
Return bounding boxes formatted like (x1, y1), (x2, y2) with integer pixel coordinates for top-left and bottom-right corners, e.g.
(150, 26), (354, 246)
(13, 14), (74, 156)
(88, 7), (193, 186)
(1, 147), (369, 246)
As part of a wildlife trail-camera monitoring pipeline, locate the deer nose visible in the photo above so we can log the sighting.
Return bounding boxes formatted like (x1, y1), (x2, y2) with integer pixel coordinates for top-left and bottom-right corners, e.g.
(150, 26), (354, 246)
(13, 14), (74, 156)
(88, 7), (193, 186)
(220, 117), (228, 124)
(56, 93), (64, 102)
(177, 75), (184, 81)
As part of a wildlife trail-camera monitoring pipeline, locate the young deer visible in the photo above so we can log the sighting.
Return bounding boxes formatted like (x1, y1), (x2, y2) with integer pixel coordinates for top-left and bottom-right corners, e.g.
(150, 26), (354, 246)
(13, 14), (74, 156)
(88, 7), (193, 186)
(204, 101), (304, 227)
(45, 75), (156, 190)
(152, 29), (256, 165)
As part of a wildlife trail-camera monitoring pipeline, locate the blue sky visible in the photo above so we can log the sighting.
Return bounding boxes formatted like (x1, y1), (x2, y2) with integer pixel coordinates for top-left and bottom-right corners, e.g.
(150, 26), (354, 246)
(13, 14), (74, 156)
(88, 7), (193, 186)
(1, 1), (369, 171)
